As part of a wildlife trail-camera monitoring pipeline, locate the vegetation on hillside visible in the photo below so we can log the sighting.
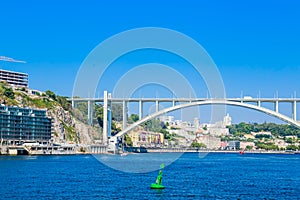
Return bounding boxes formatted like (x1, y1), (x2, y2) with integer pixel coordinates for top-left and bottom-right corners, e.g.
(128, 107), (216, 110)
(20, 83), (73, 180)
(190, 142), (206, 148)
(61, 121), (80, 143)
(227, 122), (300, 150)
(0, 82), (17, 105)
(228, 122), (300, 137)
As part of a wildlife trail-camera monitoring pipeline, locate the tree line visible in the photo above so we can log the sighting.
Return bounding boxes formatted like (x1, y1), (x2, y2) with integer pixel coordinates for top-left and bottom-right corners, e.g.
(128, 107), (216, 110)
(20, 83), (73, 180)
(228, 122), (300, 137)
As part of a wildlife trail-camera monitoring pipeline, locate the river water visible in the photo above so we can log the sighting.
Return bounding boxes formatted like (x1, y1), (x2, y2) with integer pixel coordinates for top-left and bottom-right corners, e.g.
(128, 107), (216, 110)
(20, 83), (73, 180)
(0, 153), (299, 199)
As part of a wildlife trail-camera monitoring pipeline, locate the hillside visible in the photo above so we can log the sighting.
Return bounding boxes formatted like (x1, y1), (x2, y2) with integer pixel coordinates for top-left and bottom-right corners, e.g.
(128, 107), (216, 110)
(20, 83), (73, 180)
(0, 82), (101, 144)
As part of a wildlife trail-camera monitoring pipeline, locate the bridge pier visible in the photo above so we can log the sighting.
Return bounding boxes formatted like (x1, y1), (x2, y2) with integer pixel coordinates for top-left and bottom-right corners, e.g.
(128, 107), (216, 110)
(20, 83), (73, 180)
(293, 101), (297, 121)
(123, 100), (127, 130)
(87, 100), (94, 125)
(155, 100), (159, 113)
(275, 101), (279, 113)
(103, 91), (108, 145)
(257, 100), (261, 107)
(139, 100), (143, 120)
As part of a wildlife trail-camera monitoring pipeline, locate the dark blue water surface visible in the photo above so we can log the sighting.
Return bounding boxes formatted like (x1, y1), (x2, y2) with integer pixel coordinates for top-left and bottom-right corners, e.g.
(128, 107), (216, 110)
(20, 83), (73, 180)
(0, 153), (299, 199)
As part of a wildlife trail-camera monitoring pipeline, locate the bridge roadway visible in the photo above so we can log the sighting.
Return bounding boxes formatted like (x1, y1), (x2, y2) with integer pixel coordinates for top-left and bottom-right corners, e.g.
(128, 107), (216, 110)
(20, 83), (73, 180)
(69, 97), (300, 103)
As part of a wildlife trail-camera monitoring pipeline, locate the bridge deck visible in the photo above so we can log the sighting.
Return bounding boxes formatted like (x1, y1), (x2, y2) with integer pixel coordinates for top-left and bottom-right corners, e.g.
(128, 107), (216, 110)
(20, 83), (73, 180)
(68, 97), (300, 103)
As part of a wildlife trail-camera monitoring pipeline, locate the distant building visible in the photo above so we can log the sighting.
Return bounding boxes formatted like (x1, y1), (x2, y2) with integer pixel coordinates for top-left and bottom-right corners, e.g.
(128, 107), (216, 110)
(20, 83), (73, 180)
(0, 69), (28, 88)
(128, 131), (164, 147)
(0, 105), (52, 144)
(208, 127), (229, 136)
(196, 134), (221, 149)
(159, 115), (174, 124)
(223, 113), (232, 127)
(193, 117), (200, 129)
(227, 141), (240, 150)
(199, 114), (231, 136)
(274, 139), (288, 149)
(220, 141), (228, 150)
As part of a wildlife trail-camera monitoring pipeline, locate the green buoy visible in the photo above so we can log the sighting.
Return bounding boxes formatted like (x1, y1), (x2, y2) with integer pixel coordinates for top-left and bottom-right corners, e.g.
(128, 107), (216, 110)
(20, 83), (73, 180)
(151, 164), (165, 189)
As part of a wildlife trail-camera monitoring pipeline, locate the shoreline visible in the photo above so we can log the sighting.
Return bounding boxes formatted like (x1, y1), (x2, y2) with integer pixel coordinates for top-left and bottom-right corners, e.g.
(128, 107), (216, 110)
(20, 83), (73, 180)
(1, 149), (299, 156)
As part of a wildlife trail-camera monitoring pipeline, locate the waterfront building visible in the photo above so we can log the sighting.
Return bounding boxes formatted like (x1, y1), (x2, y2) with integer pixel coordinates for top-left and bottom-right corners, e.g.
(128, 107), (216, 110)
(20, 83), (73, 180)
(227, 141), (240, 150)
(0, 105), (52, 144)
(0, 69), (28, 88)
(274, 139), (288, 149)
(220, 141), (228, 150)
(128, 131), (164, 147)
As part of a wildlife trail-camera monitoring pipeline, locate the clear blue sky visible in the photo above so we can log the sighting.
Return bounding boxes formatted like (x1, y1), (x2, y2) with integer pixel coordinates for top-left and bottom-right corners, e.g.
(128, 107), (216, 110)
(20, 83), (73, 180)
(1, 0), (300, 123)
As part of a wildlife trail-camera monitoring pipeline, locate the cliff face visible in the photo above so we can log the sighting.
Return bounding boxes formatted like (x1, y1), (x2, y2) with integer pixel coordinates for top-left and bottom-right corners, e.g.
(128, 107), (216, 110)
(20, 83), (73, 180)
(0, 82), (101, 144)
(47, 106), (101, 144)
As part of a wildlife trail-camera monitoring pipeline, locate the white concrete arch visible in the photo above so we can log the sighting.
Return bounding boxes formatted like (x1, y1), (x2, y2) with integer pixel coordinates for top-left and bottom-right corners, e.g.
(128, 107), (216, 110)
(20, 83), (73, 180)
(114, 99), (300, 137)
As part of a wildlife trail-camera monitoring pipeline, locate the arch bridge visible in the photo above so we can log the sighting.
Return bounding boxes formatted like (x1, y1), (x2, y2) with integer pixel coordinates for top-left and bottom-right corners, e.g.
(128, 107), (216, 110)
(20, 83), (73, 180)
(68, 92), (300, 144)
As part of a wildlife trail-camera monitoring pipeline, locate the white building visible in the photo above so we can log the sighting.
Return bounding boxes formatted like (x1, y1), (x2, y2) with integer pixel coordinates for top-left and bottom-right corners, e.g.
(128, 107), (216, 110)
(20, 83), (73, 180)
(223, 113), (232, 127)
(0, 69), (28, 88)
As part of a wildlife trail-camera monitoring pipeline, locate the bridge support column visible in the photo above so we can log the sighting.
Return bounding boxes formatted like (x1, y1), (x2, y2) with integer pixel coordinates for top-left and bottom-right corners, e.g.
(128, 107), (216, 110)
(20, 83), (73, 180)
(275, 101), (279, 113)
(172, 100), (175, 107)
(72, 100), (75, 108)
(103, 91), (108, 145)
(139, 100), (143, 120)
(257, 100), (261, 107)
(87, 100), (94, 125)
(155, 100), (159, 113)
(123, 100), (127, 130)
(293, 101), (297, 121)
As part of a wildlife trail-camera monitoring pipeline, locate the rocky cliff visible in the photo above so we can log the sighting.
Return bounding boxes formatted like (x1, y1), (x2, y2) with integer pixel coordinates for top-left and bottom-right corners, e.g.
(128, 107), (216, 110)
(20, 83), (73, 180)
(47, 106), (101, 144)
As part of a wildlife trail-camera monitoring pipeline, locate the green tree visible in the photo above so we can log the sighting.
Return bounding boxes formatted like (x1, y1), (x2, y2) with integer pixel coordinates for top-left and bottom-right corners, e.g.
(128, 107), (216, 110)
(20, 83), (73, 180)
(111, 103), (123, 122)
(255, 134), (272, 139)
(160, 129), (170, 139)
(245, 145), (253, 150)
(56, 96), (72, 111)
(95, 104), (104, 127)
(94, 104), (121, 136)
(128, 114), (139, 124)
(286, 145), (298, 151)
(284, 137), (296, 144)
(191, 142), (206, 148)
(142, 118), (162, 132)
(256, 142), (279, 150)
(4, 87), (14, 99)
(124, 134), (133, 146)
(45, 90), (56, 100)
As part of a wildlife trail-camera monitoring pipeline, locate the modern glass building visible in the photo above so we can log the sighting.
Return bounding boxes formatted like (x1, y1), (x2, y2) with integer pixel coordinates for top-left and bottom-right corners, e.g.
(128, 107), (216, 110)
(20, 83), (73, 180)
(0, 105), (52, 142)
(0, 69), (28, 88)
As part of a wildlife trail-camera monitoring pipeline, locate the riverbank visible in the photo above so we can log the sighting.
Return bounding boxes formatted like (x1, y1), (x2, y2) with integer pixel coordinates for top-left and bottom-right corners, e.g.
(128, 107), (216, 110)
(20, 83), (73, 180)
(1, 145), (299, 155)
(145, 148), (300, 154)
